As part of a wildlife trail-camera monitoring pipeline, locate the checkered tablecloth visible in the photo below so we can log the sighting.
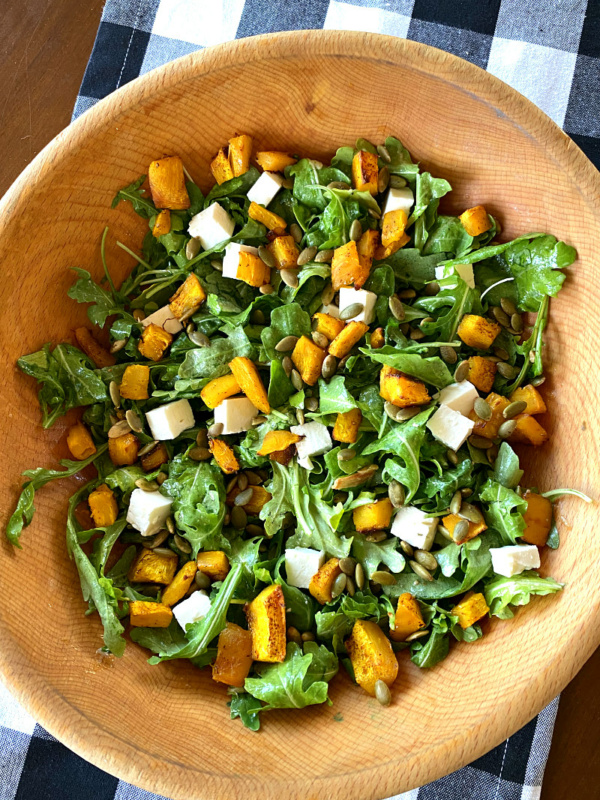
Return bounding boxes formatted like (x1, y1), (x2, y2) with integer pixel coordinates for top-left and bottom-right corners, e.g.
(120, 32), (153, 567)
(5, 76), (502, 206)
(2, 1), (598, 799)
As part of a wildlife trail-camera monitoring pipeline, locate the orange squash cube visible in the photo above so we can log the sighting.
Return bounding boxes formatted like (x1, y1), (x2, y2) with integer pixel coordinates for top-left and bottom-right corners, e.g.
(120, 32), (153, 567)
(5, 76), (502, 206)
(457, 314), (501, 350)
(119, 364), (150, 401)
(459, 205), (492, 237)
(380, 364), (430, 407)
(129, 549), (178, 585)
(162, 561), (198, 607)
(309, 558), (342, 604)
(333, 408), (362, 444)
(381, 209), (408, 248)
(228, 134), (252, 177)
(370, 327), (385, 349)
(88, 484), (118, 527)
(469, 392), (510, 439)
(210, 147), (234, 185)
(152, 209), (171, 238)
(148, 156), (190, 210)
(267, 235), (299, 269)
(200, 374), (241, 409)
(312, 312), (345, 342)
(442, 513), (487, 544)
(390, 593), (426, 642)
(246, 584), (287, 662)
(67, 422), (96, 461)
(375, 234), (411, 260)
(229, 356), (270, 414)
(509, 384), (547, 415)
(169, 273), (206, 321)
(212, 622), (254, 686)
(328, 321), (369, 359)
(237, 252), (270, 287)
(521, 490), (553, 546)
(248, 202), (286, 232)
(226, 485), (272, 515)
(451, 591), (489, 629)
(352, 150), (378, 194)
(291, 335), (327, 386)
(256, 151), (297, 172)
(138, 323), (173, 362)
(357, 229), (380, 273)
(108, 433), (139, 466)
(331, 240), (369, 290)
(346, 619), (398, 696)
(508, 414), (549, 446)
(466, 356), (497, 393)
(197, 551), (230, 582)
(353, 498), (394, 533)
(140, 442), (169, 473)
(257, 430), (301, 456)
(129, 601), (173, 628)
(74, 327), (115, 368)
(209, 438), (240, 474)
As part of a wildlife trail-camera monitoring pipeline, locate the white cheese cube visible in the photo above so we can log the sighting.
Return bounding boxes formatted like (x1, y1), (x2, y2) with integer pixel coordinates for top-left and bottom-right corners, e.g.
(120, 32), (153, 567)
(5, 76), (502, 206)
(426, 404), (474, 451)
(173, 590), (211, 631)
(435, 263), (475, 289)
(222, 242), (259, 279)
(319, 304), (340, 319)
(290, 421), (333, 470)
(247, 171), (284, 206)
(188, 202), (234, 251)
(338, 287), (377, 325)
(438, 381), (478, 416)
(490, 545), (541, 578)
(142, 305), (183, 335)
(126, 489), (172, 537)
(213, 396), (259, 435)
(391, 506), (438, 551)
(145, 399), (195, 441)
(285, 548), (326, 589)
(383, 186), (414, 217)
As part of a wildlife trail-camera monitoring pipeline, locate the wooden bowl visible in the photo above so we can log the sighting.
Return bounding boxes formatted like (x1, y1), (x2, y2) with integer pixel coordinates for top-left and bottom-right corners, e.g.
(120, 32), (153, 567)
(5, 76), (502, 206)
(0, 30), (598, 800)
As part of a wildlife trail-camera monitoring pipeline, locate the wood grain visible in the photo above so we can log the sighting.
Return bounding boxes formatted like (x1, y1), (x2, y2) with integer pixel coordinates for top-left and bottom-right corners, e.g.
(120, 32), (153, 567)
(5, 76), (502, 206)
(0, 30), (599, 800)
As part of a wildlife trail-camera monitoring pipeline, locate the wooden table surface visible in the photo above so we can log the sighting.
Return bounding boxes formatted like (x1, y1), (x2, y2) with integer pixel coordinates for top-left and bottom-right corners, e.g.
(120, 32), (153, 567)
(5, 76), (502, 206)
(0, 2), (598, 798)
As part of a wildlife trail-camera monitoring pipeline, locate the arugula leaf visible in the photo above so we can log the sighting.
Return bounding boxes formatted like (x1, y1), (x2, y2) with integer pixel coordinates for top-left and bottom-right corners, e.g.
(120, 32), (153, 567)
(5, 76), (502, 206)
(505, 295), (549, 393)
(318, 376), (358, 414)
(351, 537), (406, 578)
(229, 691), (263, 731)
(260, 460), (295, 538)
(357, 385), (384, 429)
(179, 327), (255, 381)
(380, 248), (446, 286)
(131, 620), (188, 656)
(384, 137), (419, 179)
(68, 268), (133, 329)
(484, 571), (563, 618)
(288, 159), (349, 210)
(111, 174), (156, 218)
(493, 443), (523, 490)
(267, 358), (295, 408)
(361, 349), (453, 388)
(480, 478), (527, 544)
(423, 215), (473, 256)
(275, 557), (317, 631)
(91, 518), (128, 573)
(410, 629), (449, 668)
(438, 233), (547, 268)
(423, 458), (474, 504)
(415, 274), (479, 342)
(261, 303), (311, 361)
(204, 167), (260, 206)
(407, 172), (452, 228)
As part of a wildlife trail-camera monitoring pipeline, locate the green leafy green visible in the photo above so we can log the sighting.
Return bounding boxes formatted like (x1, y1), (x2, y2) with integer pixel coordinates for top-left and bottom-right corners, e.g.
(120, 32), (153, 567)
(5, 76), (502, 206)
(229, 691), (263, 731)
(480, 479), (527, 544)
(484, 571), (563, 618)
(318, 376), (358, 414)
(112, 174), (155, 218)
(261, 303), (311, 360)
(361, 348), (453, 388)
(493, 443), (523, 490)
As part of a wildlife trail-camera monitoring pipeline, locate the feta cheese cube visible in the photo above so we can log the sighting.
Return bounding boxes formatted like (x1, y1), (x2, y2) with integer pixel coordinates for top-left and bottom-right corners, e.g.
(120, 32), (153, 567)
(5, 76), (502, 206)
(173, 590), (211, 631)
(290, 421), (333, 470)
(383, 186), (414, 217)
(438, 381), (478, 416)
(126, 489), (172, 537)
(214, 396), (259, 435)
(142, 305), (183, 335)
(338, 287), (377, 325)
(145, 399), (195, 441)
(222, 242), (259, 279)
(285, 548), (326, 589)
(188, 202), (234, 251)
(426, 404), (474, 451)
(391, 506), (438, 551)
(319, 304), (340, 319)
(435, 263), (475, 289)
(490, 545), (541, 578)
(247, 171), (284, 206)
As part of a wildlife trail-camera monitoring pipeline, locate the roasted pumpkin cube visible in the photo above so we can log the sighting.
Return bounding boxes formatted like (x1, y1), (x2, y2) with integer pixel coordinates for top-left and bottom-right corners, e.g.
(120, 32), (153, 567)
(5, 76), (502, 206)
(353, 498), (394, 533)
(269, 444), (296, 466)
(375, 235), (411, 260)
(381, 209), (408, 248)
(370, 327), (385, 349)
(328, 321), (369, 359)
(161, 561), (197, 607)
(74, 327), (115, 368)
(197, 551), (230, 582)
(312, 312), (345, 342)
(257, 430), (301, 456)
(466, 356), (497, 393)
(228, 134), (252, 177)
(291, 335), (327, 386)
(457, 314), (501, 350)
(331, 240), (369, 291)
(148, 156), (190, 209)
(169, 273), (206, 321)
(88, 484), (118, 527)
(67, 422), (96, 461)
(141, 442), (169, 473)
(129, 549), (178, 585)
(129, 601), (173, 628)
(469, 392), (510, 439)
(333, 408), (362, 444)
(521, 490), (553, 546)
(346, 619), (398, 696)
(451, 591), (489, 629)
(238, 251), (271, 287)
(508, 414), (549, 446)
(229, 356), (270, 414)
(459, 205), (492, 237)
(209, 438), (240, 474)
(390, 593), (426, 642)
(152, 209), (171, 238)
(357, 229), (380, 273)
(200, 373), (241, 409)
(226, 485), (272, 515)
(380, 364), (430, 408)
(352, 150), (378, 195)
(248, 201), (286, 232)
(256, 151), (297, 172)
(210, 147), (234, 185)
(309, 558), (342, 605)
(509, 384), (547, 416)
(442, 513), (487, 544)
(108, 433), (139, 466)
(138, 323), (173, 362)
(212, 622), (254, 686)
(246, 583), (287, 662)
(268, 235), (299, 269)
(119, 364), (151, 401)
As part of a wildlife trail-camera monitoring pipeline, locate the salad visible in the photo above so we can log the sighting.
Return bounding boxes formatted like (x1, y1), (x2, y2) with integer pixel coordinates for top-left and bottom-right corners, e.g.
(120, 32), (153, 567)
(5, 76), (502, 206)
(6, 134), (590, 730)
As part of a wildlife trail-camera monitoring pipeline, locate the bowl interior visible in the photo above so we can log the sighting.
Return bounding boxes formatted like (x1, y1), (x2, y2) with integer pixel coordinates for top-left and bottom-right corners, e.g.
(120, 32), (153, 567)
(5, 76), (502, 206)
(0, 31), (599, 800)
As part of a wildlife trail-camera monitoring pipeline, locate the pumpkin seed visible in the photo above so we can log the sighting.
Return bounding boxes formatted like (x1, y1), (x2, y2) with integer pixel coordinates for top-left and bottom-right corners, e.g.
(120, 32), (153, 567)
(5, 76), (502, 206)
(405, 629), (430, 642)
(374, 679), (392, 706)
(138, 440), (158, 457)
(450, 490), (463, 515)
(474, 397), (492, 421)
(453, 519), (470, 543)
(395, 406), (421, 421)
(185, 238), (201, 260)
(469, 434), (493, 449)
(377, 144), (392, 163)
(210, 260), (223, 272)
(500, 297), (517, 316)
(312, 331), (329, 349)
(378, 167), (390, 194)
(409, 560), (434, 581)
(415, 550), (438, 572)
(459, 502), (484, 524)
(388, 295), (405, 321)
(498, 419), (517, 439)
(132, 309), (146, 322)
(338, 354), (350, 370)
(286, 625), (302, 645)
(256, 244), (275, 268)
(321, 284), (335, 306)
(423, 280), (440, 296)
(511, 313), (523, 333)
(291, 369), (303, 391)
(108, 419), (132, 438)
(223, 512), (231, 526)
(301, 630), (316, 642)
(110, 338), (127, 354)
(296, 408), (305, 425)
(156, 472), (167, 485)
(327, 180), (351, 190)
(174, 534), (191, 554)
(410, 327), (425, 340)
(208, 422), (224, 438)
(438, 524), (454, 542)
(370, 208), (383, 221)
(298, 246), (317, 266)
(331, 573), (347, 598)
(280, 269), (299, 288)
(349, 220), (363, 243)
(245, 471), (262, 488)
(231, 506), (247, 529)
(447, 449), (458, 465)
(281, 177), (294, 190)
(246, 523), (265, 536)
(321, 354), (337, 380)
(152, 547), (175, 557)
(365, 532), (387, 543)
(189, 331), (210, 347)
(385, 401), (400, 421)
(389, 175), (407, 189)
(250, 309), (265, 325)
(135, 478), (159, 492)
(354, 562), (366, 590)
(226, 476), (239, 493)
(189, 446), (211, 461)
(397, 288), (416, 300)
(234, 488), (253, 506)
(259, 284), (274, 295)
(454, 360), (469, 382)
(275, 335), (299, 352)
(503, 400), (527, 419)
(497, 361), (519, 379)
(166, 516), (175, 535)
(494, 346), (510, 361)
(105, 383), (120, 412)
(306, 396), (319, 412)
(289, 223), (303, 244)
(339, 557), (356, 575)
(280, 355), (293, 377)
(147, 529), (169, 549)
(195, 571), (211, 589)
(237, 472), (249, 492)
(461, 488), (473, 498)
(399, 541), (414, 558)
(491, 306), (511, 327)
(439, 345), (458, 365)
(371, 570), (396, 586)
(124, 409), (142, 433)
(343, 575), (354, 596)
(186, 322), (196, 335)
(388, 480), (405, 508)
(196, 429), (208, 448)
(338, 448), (356, 462)
(315, 248), (334, 263)
(531, 375), (545, 387)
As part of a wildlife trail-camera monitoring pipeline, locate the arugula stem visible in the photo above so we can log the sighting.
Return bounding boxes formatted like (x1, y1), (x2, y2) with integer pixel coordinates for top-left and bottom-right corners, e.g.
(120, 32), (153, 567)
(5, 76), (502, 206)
(116, 240), (153, 271)
(505, 295), (549, 394)
(100, 227), (118, 297)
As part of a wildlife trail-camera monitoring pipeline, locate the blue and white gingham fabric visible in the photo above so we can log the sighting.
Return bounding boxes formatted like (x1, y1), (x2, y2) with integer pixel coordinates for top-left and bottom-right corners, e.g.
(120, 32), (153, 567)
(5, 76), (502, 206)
(3, 2), (598, 799)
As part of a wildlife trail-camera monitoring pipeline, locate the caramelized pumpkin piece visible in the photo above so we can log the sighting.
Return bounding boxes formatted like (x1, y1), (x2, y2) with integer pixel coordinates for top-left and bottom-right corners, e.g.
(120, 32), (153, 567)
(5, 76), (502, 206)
(88, 484), (118, 527)
(169, 273), (206, 322)
(256, 151), (296, 172)
(138, 323), (173, 362)
(210, 147), (234, 185)
(459, 205), (492, 237)
(521, 490), (553, 546)
(162, 561), (197, 607)
(152, 209), (171, 238)
(390, 593), (426, 642)
(457, 314), (501, 350)
(148, 156), (190, 209)
(237, 251), (271, 287)
(346, 619), (398, 696)
(357, 229), (379, 273)
(257, 430), (301, 456)
(129, 601), (173, 628)
(465, 356), (497, 393)
(229, 356), (270, 414)
(353, 498), (393, 533)
(331, 240), (368, 291)
(119, 364), (150, 401)
(442, 513), (487, 544)
(246, 583), (286, 662)
(328, 321), (369, 359)
(508, 414), (549, 446)
(333, 408), (362, 444)
(309, 558), (342, 604)
(197, 551), (230, 582)
(129, 549), (178, 585)
(352, 150), (378, 194)
(291, 335), (327, 386)
(509, 384), (547, 416)
(381, 209), (408, 248)
(67, 422), (96, 461)
(268, 235), (299, 269)
(469, 392), (510, 439)
(74, 327), (115, 368)
(312, 312), (345, 342)
(451, 591), (489, 629)
(226, 485), (271, 515)
(370, 327), (385, 349)
(248, 202), (286, 232)
(209, 438), (240, 474)
(228, 134), (252, 177)
(379, 364), (430, 407)
(108, 433), (139, 466)
(200, 373), (241, 409)
(141, 442), (169, 473)
(212, 622), (254, 686)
